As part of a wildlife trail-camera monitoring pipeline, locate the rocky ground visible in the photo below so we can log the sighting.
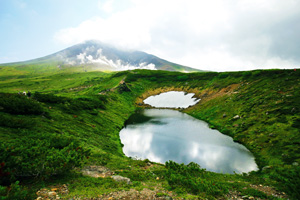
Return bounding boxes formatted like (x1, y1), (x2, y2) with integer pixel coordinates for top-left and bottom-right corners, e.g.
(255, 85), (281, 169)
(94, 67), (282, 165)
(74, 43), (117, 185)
(35, 166), (289, 200)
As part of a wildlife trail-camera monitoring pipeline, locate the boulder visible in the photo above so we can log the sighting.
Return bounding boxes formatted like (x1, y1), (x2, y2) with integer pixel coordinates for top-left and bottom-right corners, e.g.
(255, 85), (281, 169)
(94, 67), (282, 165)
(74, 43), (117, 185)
(233, 115), (240, 119)
(111, 175), (131, 184)
(81, 165), (113, 178)
(36, 188), (60, 200)
(269, 133), (276, 137)
(117, 82), (131, 93)
(262, 165), (272, 171)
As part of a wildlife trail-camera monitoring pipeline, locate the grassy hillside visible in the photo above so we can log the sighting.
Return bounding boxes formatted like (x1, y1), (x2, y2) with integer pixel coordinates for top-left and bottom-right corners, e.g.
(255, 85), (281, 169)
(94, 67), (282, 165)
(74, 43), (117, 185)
(0, 68), (299, 199)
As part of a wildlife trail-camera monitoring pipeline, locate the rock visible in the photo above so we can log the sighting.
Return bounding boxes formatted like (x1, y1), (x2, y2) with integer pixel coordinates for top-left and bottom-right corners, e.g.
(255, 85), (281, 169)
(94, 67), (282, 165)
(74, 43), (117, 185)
(117, 82), (131, 93)
(282, 153), (288, 158)
(111, 175), (131, 184)
(241, 195), (254, 199)
(100, 188), (163, 199)
(233, 115), (240, 119)
(160, 196), (173, 200)
(36, 189), (59, 200)
(262, 165), (272, 171)
(36, 189), (49, 197)
(36, 184), (68, 200)
(269, 133), (276, 137)
(60, 184), (68, 194)
(81, 165), (113, 178)
(48, 191), (57, 197)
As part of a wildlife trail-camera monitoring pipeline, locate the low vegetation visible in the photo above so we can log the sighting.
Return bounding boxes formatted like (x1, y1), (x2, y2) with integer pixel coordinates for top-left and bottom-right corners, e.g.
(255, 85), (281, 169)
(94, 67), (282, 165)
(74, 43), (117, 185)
(0, 65), (299, 199)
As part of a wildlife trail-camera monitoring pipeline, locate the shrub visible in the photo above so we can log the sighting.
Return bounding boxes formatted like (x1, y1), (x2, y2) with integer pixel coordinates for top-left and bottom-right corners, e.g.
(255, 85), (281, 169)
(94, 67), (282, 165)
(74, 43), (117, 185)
(125, 73), (138, 83)
(240, 188), (267, 199)
(251, 70), (263, 77)
(0, 113), (35, 128)
(242, 71), (252, 78)
(270, 165), (300, 199)
(292, 118), (300, 129)
(176, 75), (188, 81)
(0, 93), (44, 115)
(0, 136), (90, 183)
(33, 93), (107, 113)
(0, 161), (11, 186)
(0, 181), (29, 200)
(218, 72), (229, 79)
(150, 77), (157, 81)
(111, 71), (128, 78)
(33, 92), (67, 104)
(62, 96), (107, 113)
(165, 161), (228, 196)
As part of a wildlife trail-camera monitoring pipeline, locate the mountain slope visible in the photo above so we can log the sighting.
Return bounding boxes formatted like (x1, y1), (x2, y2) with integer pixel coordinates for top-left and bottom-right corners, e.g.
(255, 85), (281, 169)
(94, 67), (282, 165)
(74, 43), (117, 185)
(3, 41), (201, 72)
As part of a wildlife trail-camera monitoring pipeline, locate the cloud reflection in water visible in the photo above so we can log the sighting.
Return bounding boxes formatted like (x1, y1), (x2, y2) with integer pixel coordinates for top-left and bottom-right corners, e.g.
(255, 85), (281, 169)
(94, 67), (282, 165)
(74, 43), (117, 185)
(120, 109), (258, 174)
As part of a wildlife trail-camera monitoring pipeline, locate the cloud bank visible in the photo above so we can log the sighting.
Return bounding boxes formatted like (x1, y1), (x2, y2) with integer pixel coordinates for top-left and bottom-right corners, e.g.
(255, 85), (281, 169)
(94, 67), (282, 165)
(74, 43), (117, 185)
(54, 0), (300, 71)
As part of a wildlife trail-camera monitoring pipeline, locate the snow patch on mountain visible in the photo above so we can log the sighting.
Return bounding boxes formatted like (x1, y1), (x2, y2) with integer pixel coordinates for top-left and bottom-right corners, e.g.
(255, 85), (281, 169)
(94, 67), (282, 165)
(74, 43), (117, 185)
(68, 46), (156, 70)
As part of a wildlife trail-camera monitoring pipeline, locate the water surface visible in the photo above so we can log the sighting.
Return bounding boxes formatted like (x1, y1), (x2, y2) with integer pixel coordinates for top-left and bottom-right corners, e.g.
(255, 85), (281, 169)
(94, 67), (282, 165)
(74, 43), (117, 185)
(120, 109), (258, 174)
(143, 91), (200, 108)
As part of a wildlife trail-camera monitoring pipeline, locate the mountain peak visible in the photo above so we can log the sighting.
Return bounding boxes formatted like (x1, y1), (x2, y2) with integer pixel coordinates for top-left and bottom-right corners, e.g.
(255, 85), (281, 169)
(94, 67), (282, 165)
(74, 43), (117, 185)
(53, 41), (157, 70)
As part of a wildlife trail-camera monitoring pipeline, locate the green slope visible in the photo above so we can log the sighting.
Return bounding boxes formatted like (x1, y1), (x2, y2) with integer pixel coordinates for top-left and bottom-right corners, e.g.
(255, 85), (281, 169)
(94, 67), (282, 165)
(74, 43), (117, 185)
(0, 69), (299, 199)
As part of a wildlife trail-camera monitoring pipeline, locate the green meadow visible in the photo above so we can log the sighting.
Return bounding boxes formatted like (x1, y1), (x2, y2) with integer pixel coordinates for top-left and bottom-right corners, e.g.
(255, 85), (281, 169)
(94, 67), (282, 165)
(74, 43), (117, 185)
(0, 64), (299, 199)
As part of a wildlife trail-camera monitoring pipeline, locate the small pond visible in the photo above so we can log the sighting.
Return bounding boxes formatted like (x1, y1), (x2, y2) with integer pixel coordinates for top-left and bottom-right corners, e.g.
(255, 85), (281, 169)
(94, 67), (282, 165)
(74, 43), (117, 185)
(120, 91), (258, 174)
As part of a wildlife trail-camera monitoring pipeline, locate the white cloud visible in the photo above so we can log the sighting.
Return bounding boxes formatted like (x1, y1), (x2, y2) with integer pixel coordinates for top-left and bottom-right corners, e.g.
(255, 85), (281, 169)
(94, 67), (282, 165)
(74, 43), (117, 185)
(54, 0), (300, 71)
(98, 0), (115, 13)
(54, 10), (152, 50)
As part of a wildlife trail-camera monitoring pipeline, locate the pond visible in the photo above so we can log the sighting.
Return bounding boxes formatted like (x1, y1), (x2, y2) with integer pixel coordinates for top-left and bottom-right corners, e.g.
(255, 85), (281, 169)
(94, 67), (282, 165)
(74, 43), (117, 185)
(120, 91), (258, 174)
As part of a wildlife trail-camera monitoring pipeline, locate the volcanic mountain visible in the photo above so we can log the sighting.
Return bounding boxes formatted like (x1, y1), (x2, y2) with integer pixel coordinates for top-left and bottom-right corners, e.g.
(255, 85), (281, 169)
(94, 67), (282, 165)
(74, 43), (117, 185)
(12, 40), (200, 72)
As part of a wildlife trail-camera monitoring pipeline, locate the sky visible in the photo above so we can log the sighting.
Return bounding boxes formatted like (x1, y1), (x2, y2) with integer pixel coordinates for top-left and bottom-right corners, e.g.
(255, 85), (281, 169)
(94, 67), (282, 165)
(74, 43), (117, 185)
(1, 0), (300, 71)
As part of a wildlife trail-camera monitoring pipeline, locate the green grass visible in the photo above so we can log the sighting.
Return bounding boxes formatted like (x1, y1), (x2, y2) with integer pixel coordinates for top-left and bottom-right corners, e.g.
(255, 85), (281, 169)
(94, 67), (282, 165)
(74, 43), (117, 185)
(0, 66), (299, 199)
